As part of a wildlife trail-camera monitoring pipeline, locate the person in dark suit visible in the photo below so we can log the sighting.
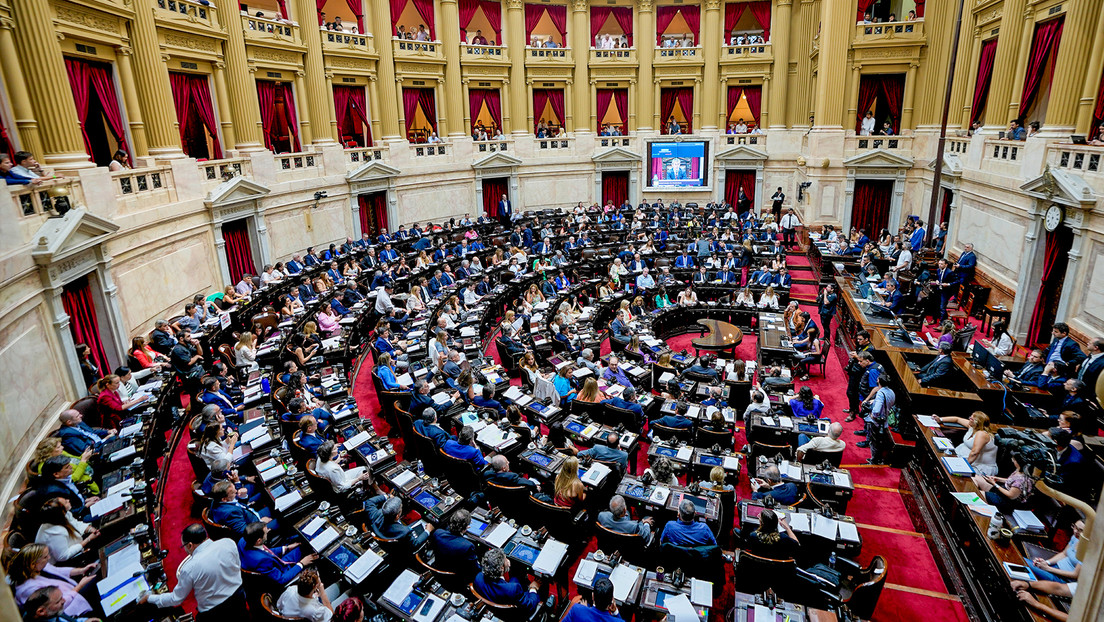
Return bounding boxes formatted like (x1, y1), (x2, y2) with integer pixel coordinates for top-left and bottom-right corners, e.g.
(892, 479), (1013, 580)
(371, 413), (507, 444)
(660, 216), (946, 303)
(55, 409), (114, 455)
(1046, 323), (1086, 374)
(295, 416), (324, 457)
(442, 426), (487, 468)
(364, 492), (431, 549)
(239, 521), (315, 586)
(414, 408), (454, 447)
(410, 381), (456, 418)
(601, 386), (644, 428)
(956, 243), (977, 284)
(211, 480), (274, 538)
(692, 266), (710, 284)
(917, 343), (955, 386)
(472, 385), (507, 417)
(1075, 338), (1104, 401)
(497, 194), (512, 223)
(1003, 349), (1047, 386)
(30, 457), (91, 520)
(473, 548), (541, 614)
(562, 577), (623, 622)
(484, 455), (541, 490)
(932, 259), (955, 321)
(428, 510), (479, 582)
(879, 281), (904, 314)
(1051, 428), (1087, 499)
(750, 465), (801, 505)
(578, 432), (628, 473)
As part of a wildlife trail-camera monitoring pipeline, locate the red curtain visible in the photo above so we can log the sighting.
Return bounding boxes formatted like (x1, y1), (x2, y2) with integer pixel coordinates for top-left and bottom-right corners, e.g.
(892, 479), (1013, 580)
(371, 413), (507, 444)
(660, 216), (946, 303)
(914, 0), (924, 17)
(970, 38), (998, 126)
(613, 89), (628, 134)
(851, 180), (893, 236)
(856, 74), (905, 134)
(169, 72), (222, 159)
(64, 58), (130, 165)
(747, 2), (771, 41)
(257, 80), (277, 150)
(469, 88), (502, 131)
(727, 86), (741, 122)
(856, 0), (875, 21)
(724, 3), (746, 35)
(412, 0), (436, 38)
(418, 88), (437, 133)
(334, 85), (369, 145)
(1092, 66), (1104, 130)
(724, 169), (755, 209)
(676, 88), (693, 132)
(655, 6), (678, 45)
(482, 177), (507, 217)
(681, 6), (700, 44)
(939, 188), (953, 225)
(344, 0), (364, 32)
(280, 83), (301, 152)
(1020, 18), (1064, 119)
(315, 0), (326, 25)
(358, 194), (371, 235)
(403, 87), (436, 137)
(275, 0), (288, 19)
(62, 276), (109, 379)
(371, 192), (388, 231)
(0, 113), (12, 160)
(548, 88), (565, 129)
(744, 86), (762, 127)
(612, 8), (632, 45)
(460, 0), (478, 36)
(590, 7), (632, 45)
(390, 0), (406, 34)
(1027, 227), (1071, 348)
(660, 88), (678, 133)
(222, 219), (255, 284)
(533, 89), (564, 128)
(533, 89), (550, 131)
(596, 88), (613, 128)
(524, 4), (544, 42)
(482, 1), (501, 43)
(856, 75), (878, 132)
(403, 87), (420, 137)
(879, 74), (905, 134)
(602, 171), (628, 207)
(591, 6), (610, 45)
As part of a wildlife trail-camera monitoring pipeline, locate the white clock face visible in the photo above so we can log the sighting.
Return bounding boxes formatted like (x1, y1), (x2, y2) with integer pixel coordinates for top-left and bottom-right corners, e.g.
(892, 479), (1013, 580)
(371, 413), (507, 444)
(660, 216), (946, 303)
(1045, 205), (1063, 231)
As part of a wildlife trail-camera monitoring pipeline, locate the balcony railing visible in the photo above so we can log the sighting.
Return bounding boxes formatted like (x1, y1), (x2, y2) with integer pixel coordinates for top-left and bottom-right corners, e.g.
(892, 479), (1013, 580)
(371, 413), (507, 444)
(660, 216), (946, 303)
(536, 138), (571, 150)
(722, 43), (771, 58)
(347, 146), (388, 165)
(277, 151), (319, 170)
(985, 139), (1022, 163)
(527, 46), (570, 61)
(723, 134), (767, 147)
(1049, 144), (1103, 176)
(590, 48), (636, 63)
(412, 143), (448, 157)
(844, 135), (912, 155)
(394, 39), (443, 60)
(854, 19), (924, 42)
(321, 28), (369, 50)
(597, 137), (632, 148)
(242, 13), (298, 43)
(156, 0), (213, 25)
(462, 44), (507, 60)
(12, 177), (81, 218)
(944, 136), (971, 155)
(655, 46), (700, 60)
(474, 139), (511, 153)
(113, 166), (173, 198)
(200, 157), (253, 183)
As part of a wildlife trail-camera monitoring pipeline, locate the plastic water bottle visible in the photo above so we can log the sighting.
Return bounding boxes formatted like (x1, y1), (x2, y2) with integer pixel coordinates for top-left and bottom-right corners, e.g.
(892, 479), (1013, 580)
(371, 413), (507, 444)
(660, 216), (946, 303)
(829, 552), (837, 568)
(416, 460), (424, 476)
(987, 512), (1004, 540)
(261, 377), (271, 394)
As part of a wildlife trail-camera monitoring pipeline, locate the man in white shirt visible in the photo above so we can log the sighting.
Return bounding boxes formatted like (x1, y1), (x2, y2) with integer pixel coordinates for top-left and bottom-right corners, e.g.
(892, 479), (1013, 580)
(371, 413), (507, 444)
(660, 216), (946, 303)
(780, 208), (801, 247)
(796, 422), (845, 460)
(142, 524), (246, 619)
(11, 151), (41, 179)
(375, 282), (395, 315)
(860, 111), (876, 136)
(895, 246), (913, 272)
(635, 268), (656, 290)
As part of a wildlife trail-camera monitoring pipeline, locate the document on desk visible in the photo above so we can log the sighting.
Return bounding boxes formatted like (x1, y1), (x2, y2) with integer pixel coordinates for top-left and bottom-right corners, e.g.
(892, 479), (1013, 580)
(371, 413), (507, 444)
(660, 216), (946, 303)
(676, 446), (694, 461)
(90, 492), (127, 518)
(838, 521), (860, 543)
(241, 423), (268, 444)
(503, 386), (524, 401)
(302, 516), (327, 536)
(751, 605), (775, 622)
(248, 431), (273, 448)
(392, 469), (419, 489)
(1013, 510), (1046, 531)
(723, 455), (740, 470)
(811, 514), (838, 540)
(106, 478), (135, 497)
(533, 539), (568, 575)
(100, 574), (149, 616)
(832, 472), (851, 488)
(344, 430), (372, 451)
(260, 464), (285, 482)
(777, 416), (793, 428)
(100, 544), (143, 595)
(916, 415), (941, 428)
(650, 486), (671, 505)
(779, 461), (804, 481)
(689, 579), (712, 607)
(610, 564), (638, 602)
(309, 526), (339, 552)
(484, 523), (516, 548)
(942, 456), (975, 476)
(274, 490), (302, 511)
(383, 569), (421, 606)
(396, 373), (414, 387)
(686, 405), (701, 419)
(659, 372), (676, 385)
(574, 559), (598, 584)
(761, 416), (776, 427)
(787, 512), (810, 533)
(582, 462), (611, 486)
(664, 593), (700, 622)
(109, 444), (137, 463)
(119, 422), (144, 438)
(345, 549), (383, 583)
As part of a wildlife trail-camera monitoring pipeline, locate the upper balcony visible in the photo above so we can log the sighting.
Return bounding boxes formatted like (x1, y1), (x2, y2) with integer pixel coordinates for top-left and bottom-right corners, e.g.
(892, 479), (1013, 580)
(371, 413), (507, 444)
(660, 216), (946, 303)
(525, 46), (573, 68)
(393, 38), (445, 63)
(461, 44), (510, 65)
(844, 135), (913, 157)
(242, 12), (300, 46)
(321, 28), (373, 54)
(654, 46), (703, 66)
(590, 48), (637, 66)
(155, 0), (218, 29)
(721, 133), (768, 148)
(853, 19), (925, 45)
(721, 43), (772, 64)
(1047, 143), (1104, 193)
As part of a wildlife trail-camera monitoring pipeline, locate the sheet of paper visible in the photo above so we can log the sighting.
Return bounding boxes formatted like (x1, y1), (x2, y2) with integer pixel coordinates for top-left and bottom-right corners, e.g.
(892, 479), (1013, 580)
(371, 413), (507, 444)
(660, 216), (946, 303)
(781, 462), (803, 480)
(106, 478), (135, 497)
(777, 416), (793, 428)
(396, 373), (414, 387)
(916, 415), (941, 428)
(574, 559), (598, 584)
(310, 526), (339, 552)
(664, 593), (700, 622)
(650, 486), (671, 504)
(274, 490), (302, 511)
(383, 569), (421, 606)
(761, 416), (776, 427)
(832, 472), (851, 488)
(248, 431), (273, 448)
(100, 575), (149, 616)
(432, 392), (452, 405)
(260, 464), (285, 482)
(533, 539), (568, 575)
(100, 544), (143, 595)
(609, 564), (638, 602)
(344, 430), (372, 450)
(933, 437), (955, 450)
(393, 470), (418, 488)
(811, 514), (838, 540)
(951, 492), (986, 505)
(689, 579), (712, 607)
(1013, 510), (1046, 531)
(241, 424), (268, 443)
(676, 446), (694, 461)
(484, 523), (516, 548)
(503, 386), (524, 401)
(752, 605), (774, 622)
(345, 549), (383, 582)
(109, 445), (137, 462)
(119, 422), (144, 438)
(90, 492), (127, 518)
(582, 462), (611, 486)
(838, 520), (860, 543)
(723, 456), (740, 470)
(787, 512), (811, 533)
(302, 516), (327, 536)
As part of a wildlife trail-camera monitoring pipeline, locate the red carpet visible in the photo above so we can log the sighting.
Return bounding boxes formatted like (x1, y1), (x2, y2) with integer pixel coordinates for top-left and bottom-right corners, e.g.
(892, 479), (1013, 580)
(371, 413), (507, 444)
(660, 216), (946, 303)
(153, 248), (966, 621)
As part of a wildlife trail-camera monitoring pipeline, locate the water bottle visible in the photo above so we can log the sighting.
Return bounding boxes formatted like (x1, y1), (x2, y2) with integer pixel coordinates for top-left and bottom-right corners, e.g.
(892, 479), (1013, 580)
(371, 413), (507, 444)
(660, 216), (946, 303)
(416, 460), (424, 476)
(261, 377), (271, 394)
(987, 512), (1004, 540)
(829, 552), (837, 568)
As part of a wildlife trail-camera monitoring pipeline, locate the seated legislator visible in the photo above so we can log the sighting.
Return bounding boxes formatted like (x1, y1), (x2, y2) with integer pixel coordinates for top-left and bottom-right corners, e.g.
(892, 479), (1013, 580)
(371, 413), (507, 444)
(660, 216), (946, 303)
(473, 384), (507, 417)
(314, 441), (371, 493)
(739, 508), (800, 560)
(1003, 349), (1047, 387)
(364, 492), (431, 550)
(276, 569), (334, 622)
(660, 499), (718, 547)
(239, 521), (317, 586)
(428, 509), (480, 581)
(56, 409), (114, 456)
(473, 548), (542, 615)
(934, 412), (998, 476)
(554, 456), (587, 510)
(750, 465), (801, 505)
(442, 426), (488, 468)
(562, 577), (623, 622)
(210, 480), (276, 538)
(917, 342), (954, 386)
(598, 495), (653, 540)
(796, 422), (845, 461)
(485, 455), (542, 493)
(578, 431), (629, 473)
(414, 408), (455, 448)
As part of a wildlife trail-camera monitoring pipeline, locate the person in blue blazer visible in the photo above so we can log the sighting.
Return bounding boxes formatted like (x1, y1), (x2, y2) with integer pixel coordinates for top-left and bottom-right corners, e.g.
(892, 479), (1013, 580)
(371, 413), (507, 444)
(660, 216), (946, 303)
(239, 521), (315, 586)
(429, 510), (480, 582)
(562, 577), (623, 622)
(442, 426), (487, 468)
(295, 416), (324, 457)
(414, 409), (454, 447)
(56, 410), (113, 455)
(1045, 323), (1086, 371)
(473, 548), (541, 614)
(364, 492), (429, 549)
(210, 480), (276, 537)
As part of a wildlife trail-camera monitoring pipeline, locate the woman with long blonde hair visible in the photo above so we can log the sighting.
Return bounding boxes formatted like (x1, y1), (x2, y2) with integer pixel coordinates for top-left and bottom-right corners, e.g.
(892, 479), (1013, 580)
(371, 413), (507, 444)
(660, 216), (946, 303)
(553, 456), (586, 509)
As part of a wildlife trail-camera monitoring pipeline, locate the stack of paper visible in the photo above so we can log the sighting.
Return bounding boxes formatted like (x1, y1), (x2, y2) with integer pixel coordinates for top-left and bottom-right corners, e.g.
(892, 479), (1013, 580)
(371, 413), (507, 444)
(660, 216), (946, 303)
(811, 514), (838, 539)
(1013, 510), (1046, 531)
(345, 550), (383, 582)
(582, 462), (611, 486)
(787, 513), (811, 533)
(344, 430), (372, 451)
(610, 564), (639, 602)
(574, 559), (598, 584)
(484, 523), (516, 547)
(90, 492), (127, 518)
(650, 486), (671, 504)
(689, 579), (712, 607)
(838, 521), (860, 543)
(274, 489), (302, 511)
(309, 526), (339, 552)
(533, 539), (568, 575)
(917, 415), (941, 428)
(942, 456), (975, 476)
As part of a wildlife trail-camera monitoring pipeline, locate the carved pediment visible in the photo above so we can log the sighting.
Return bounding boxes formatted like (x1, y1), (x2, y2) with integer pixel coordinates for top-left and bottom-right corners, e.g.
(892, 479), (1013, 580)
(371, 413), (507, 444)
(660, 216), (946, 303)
(205, 176), (271, 209)
(843, 149), (914, 168)
(31, 208), (119, 266)
(1020, 166), (1097, 209)
(927, 153), (962, 178)
(472, 152), (523, 169)
(714, 144), (769, 162)
(591, 146), (643, 163)
(346, 160), (402, 183)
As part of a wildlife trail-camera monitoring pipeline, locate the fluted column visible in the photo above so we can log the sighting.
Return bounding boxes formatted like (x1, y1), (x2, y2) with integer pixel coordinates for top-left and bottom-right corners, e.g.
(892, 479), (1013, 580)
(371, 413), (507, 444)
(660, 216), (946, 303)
(213, 0), (264, 150)
(571, 0), (590, 133)
(370, 0), (402, 139)
(1075, 12), (1104, 133)
(956, 29), (984, 129)
(113, 47), (149, 158)
(295, 0), (338, 143)
(440, 0), (465, 137)
(367, 76), (383, 142)
(768, 0), (793, 129)
(982, 0), (1027, 130)
(812, 0), (851, 128)
(131, 0), (185, 158)
(10, 0), (90, 168)
(637, 1), (655, 131)
(293, 72), (313, 146)
(1005, 7), (1036, 123)
(901, 62), (918, 132)
(1042, 0), (1102, 133)
(0, 18), (42, 159)
(700, 0), (722, 130)
(211, 62), (237, 150)
(506, 0), (527, 134)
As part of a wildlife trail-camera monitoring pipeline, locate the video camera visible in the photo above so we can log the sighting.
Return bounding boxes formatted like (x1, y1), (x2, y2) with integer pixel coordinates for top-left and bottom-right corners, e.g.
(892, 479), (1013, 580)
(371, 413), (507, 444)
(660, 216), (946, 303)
(995, 428), (1061, 486)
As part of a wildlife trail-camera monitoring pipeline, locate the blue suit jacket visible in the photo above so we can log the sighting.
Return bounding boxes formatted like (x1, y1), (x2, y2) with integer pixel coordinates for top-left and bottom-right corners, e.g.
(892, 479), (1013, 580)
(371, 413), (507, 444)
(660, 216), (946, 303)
(414, 420), (454, 447)
(601, 396), (644, 420)
(472, 396), (506, 416)
(200, 390), (238, 416)
(752, 482), (801, 506)
(297, 432), (323, 456)
(653, 415), (693, 429)
(910, 228), (925, 251)
(1046, 339), (1086, 368)
(211, 501), (262, 536)
(474, 573), (540, 613)
(442, 440), (487, 467)
(238, 539), (304, 585)
(429, 529), (479, 579)
(57, 423), (109, 455)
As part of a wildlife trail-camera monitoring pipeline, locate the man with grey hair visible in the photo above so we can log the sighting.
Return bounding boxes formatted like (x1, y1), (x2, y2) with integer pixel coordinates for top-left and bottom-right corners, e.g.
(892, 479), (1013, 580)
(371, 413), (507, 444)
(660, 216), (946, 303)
(443, 351), (463, 379)
(602, 356), (634, 388)
(411, 380), (456, 416)
(473, 548), (541, 613)
(751, 464), (801, 505)
(796, 422), (845, 461)
(659, 498), (717, 546)
(598, 495), (653, 540)
(414, 407), (454, 447)
(364, 487), (431, 549)
(579, 431), (628, 472)
(442, 425), (487, 467)
(375, 282), (396, 315)
(601, 386), (644, 428)
(57, 408), (114, 455)
(485, 455), (540, 490)
(576, 348), (601, 375)
(150, 318), (178, 354)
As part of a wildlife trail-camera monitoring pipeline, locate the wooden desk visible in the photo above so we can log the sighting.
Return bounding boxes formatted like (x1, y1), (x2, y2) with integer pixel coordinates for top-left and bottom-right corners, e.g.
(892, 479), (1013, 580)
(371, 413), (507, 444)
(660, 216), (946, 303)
(880, 350), (984, 415)
(834, 276), (897, 354)
(691, 319), (743, 358)
(952, 353), (1055, 419)
(907, 416), (1056, 622)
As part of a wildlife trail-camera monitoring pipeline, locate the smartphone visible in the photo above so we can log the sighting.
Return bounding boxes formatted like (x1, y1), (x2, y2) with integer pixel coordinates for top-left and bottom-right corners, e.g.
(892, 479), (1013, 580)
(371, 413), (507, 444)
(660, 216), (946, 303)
(419, 598), (435, 616)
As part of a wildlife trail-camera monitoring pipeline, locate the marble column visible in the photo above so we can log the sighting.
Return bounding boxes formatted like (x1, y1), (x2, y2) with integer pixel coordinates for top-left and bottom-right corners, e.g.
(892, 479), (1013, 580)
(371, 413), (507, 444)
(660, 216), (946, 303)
(982, 0), (1028, 130)
(901, 62), (918, 132)
(637, 1), (655, 131)
(211, 63), (237, 151)
(213, 0), (264, 150)
(295, 0), (338, 143)
(370, 0), (401, 139)
(1076, 14), (1104, 134)
(113, 47), (149, 158)
(700, 0), (722, 131)
(956, 29), (984, 129)
(10, 0), (90, 168)
(293, 72), (313, 146)
(131, 0), (185, 158)
(440, 0), (466, 137)
(506, 0), (527, 135)
(1043, 0), (1103, 134)
(0, 17), (42, 159)
(812, 0), (852, 128)
(1005, 7), (1036, 123)
(768, 0), (793, 129)
(367, 76), (383, 144)
(571, 0), (590, 133)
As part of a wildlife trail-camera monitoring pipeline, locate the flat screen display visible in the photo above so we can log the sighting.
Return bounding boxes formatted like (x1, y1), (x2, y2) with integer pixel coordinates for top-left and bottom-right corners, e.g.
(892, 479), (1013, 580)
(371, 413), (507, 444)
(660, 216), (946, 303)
(647, 141), (708, 188)
(654, 446), (677, 458)
(467, 517), (490, 537)
(528, 452), (555, 468)
(413, 489), (439, 509)
(511, 543), (541, 565)
(327, 544), (358, 570)
(699, 454), (723, 467)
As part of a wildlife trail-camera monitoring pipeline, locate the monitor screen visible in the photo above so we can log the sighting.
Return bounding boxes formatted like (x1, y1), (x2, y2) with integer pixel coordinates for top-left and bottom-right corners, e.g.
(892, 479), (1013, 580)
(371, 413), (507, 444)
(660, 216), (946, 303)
(971, 342), (988, 365)
(530, 402), (547, 413)
(655, 446), (677, 458)
(858, 283), (873, 299)
(699, 454), (723, 467)
(511, 543), (541, 565)
(797, 423), (820, 434)
(566, 421), (586, 435)
(647, 141), (709, 188)
(397, 591), (426, 615)
(467, 517), (490, 537)
(809, 472), (834, 485)
(745, 504), (766, 520)
(270, 483), (289, 499)
(623, 484), (647, 498)
(327, 544), (358, 570)
(682, 494), (708, 513)
(413, 489), (439, 509)
(528, 452), (554, 468)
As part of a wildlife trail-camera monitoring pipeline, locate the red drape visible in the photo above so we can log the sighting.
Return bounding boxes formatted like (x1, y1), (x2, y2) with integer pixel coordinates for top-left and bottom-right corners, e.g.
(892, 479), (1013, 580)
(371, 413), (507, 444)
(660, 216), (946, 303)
(389, 0), (406, 33)
(744, 86), (762, 126)
(371, 192), (388, 231)
(0, 113), (12, 160)
(879, 74), (904, 134)
(402, 87), (420, 137)
(62, 276), (109, 379)
(524, 4), (544, 42)
(316, 0), (326, 25)
(169, 72), (222, 159)
(914, 0), (924, 17)
(403, 87), (436, 136)
(257, 81), (300, 152)
(612, 7), (632, 45)
(469, 88), (502, 131)
(344, 0), (364, 32)
(856, 74), (905, 134)
(65, 58), (130, 165)
(939, 188), (953, 225)
(681, 6), (700, 44)
(591, 6), (610, 46)
(280, 83), (301, 152)
(533, 89), (550, 130)
(677, 88), (693, 132)
(655, 6), (678, 45)
(1092, 66), (1104, 130)
(970, 38), (998, 126)
(589, 7), (632, 46)
(460, 0), (479, 37)
(412, 0), (436, 38)
(482, 1), (502, 43)
(724, 3), (746, 35)
(724, 169), (755, 210)
(747, 2), (771, 41)
(533, 89), (564, 129)
(358, 194), (371, 235)
(602, 171), (628, 207)
(333, 85), (369, 144)
(660, 88), (679, 133)
(418, 88), (438, 133)
(1027, 227), (1071, 348)
(613, 89), (628, 134)
(1020, 18), (1064, 119)
(548, 88), (565, 128)
(726, 86), (741, 122)
(275, 0), (288, 19)
(222, 219), (255, 284)
(851, 180), (893, 236)
(596, 88), (613, 128)
(482, 177), (507, 217)
(856, 0), (876, 21)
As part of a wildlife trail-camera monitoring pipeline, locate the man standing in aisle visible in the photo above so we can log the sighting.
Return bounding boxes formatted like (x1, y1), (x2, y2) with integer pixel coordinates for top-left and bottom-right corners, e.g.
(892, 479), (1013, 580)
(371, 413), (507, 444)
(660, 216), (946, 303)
(140, 524), (247, 619)
(498, 193), (512, 224)
(780, 208), (800, 248)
